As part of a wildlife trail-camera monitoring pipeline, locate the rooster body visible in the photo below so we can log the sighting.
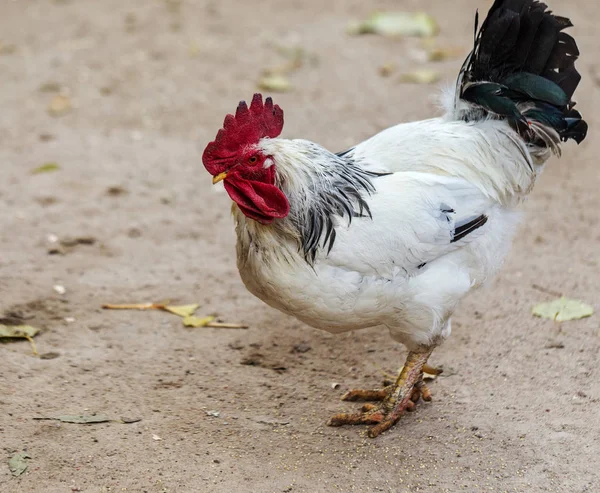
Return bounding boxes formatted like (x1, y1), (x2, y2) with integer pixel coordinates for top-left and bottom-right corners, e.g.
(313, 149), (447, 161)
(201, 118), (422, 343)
(203, 0), (588, 436)
(235, 136), (518, 349)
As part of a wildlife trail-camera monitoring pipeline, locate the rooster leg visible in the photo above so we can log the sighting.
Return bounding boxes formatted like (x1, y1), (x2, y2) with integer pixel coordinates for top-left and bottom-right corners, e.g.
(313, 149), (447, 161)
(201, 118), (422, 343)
(328, 348), (434, 438)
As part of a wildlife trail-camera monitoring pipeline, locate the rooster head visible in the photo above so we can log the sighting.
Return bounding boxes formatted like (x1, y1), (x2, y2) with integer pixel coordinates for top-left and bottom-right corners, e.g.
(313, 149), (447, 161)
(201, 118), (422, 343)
(202, 93), (290, 225)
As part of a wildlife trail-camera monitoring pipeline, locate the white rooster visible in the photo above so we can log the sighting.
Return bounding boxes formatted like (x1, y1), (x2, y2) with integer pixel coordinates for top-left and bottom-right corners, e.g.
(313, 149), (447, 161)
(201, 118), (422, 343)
(202, 0), (587, 437)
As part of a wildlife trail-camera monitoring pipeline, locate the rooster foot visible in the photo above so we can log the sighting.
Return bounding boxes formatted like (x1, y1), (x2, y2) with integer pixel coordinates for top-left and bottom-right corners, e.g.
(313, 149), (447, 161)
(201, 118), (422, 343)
(341, 378), (434, 403)
(328, 349), (434, 438)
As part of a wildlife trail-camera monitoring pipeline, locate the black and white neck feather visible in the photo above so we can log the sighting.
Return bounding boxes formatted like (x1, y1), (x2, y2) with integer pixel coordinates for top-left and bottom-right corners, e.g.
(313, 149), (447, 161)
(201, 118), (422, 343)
(258, 138), (385, 265)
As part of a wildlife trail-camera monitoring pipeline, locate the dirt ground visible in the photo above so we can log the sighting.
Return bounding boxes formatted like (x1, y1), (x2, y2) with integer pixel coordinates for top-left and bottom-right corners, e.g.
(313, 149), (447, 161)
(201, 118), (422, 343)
(1, 0), (598, 492)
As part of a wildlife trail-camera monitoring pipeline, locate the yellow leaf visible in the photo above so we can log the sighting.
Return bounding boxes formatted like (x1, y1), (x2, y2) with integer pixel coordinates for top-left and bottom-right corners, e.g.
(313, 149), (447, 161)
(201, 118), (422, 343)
(102, 303), (161, 310)
(378, 63), (396, 77)
(0, 42), (17, 55)
(183, 315), (215, 328)
(205, 321), (249, 329)
(32, 162), (60, 174)
(532, 297), (593, 322)
(258, 74), (292, 93)
(348, 12), (439, 38)
(163, 304), (200, 318)
(47, 94), (72, 117)
(399, 69), (441, 84)
(188, 41), (201, 57)
(426, 46), (464, 62)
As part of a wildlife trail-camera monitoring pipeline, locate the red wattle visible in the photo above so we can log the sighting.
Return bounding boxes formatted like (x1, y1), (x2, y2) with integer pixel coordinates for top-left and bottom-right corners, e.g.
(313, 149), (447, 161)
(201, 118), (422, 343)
(223, 172), (290, 225)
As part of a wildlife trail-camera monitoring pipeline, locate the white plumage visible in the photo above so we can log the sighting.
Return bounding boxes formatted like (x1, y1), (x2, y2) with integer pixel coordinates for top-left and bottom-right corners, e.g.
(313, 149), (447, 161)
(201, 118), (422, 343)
(203, 0), (587, 436)
(237, 120), (523, 350)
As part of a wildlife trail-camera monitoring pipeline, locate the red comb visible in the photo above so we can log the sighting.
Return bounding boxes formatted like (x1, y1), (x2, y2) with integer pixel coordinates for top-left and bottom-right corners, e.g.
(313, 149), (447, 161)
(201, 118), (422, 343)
(202, 94), (284, 175)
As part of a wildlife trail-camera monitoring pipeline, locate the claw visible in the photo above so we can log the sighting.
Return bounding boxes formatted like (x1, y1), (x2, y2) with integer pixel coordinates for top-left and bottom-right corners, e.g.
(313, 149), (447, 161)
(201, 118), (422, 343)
(410, 387), (421, 402)
(360, 403), (378, 412)
(417, 381), (433, 401)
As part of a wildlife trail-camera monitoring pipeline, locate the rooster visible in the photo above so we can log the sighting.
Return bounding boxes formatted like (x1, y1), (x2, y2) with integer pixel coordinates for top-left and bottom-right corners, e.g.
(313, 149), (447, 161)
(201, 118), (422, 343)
(202, 0), (587, 437)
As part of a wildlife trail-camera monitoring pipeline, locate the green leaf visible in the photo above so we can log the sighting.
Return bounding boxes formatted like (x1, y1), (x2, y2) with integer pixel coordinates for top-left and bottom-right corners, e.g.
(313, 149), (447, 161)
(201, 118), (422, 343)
(183, 315), (216, 328)
(0, 325), (40, 339)
(0, 325), (41, 355)
(532, 297), (594, 322)
(9, 452), (31, 477)
(31, 162), (60, 174)
(348, 12), (439, 38)
(163, 304), (199, 318)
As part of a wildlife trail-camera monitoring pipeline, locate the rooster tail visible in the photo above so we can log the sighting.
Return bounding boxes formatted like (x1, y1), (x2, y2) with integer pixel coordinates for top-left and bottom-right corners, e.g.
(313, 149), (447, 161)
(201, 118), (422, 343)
(449, 0), (588, 152)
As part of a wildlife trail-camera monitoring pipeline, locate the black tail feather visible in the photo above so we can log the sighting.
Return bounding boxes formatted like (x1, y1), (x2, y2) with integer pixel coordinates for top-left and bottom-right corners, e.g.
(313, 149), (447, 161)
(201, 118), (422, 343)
(458, 0), (588, 146)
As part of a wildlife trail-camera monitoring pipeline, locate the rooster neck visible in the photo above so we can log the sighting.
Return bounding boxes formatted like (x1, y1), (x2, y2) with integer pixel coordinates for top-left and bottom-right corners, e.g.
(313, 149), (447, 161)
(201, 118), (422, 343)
(248, 138), (384, 264)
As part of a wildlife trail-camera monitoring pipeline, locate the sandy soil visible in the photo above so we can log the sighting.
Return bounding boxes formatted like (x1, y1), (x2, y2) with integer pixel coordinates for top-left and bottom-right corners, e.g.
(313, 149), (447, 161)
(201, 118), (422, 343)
(1, 0), (599, 492)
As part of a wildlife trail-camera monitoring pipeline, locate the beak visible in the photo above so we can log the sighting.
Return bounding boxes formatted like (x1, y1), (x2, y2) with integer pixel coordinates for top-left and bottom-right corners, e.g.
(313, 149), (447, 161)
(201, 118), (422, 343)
(212, 172), (228, 184)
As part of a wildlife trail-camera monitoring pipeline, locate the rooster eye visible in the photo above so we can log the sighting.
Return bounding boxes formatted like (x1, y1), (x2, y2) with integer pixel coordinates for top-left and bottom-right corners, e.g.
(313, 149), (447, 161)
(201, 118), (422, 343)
(248, 155), (259, 165)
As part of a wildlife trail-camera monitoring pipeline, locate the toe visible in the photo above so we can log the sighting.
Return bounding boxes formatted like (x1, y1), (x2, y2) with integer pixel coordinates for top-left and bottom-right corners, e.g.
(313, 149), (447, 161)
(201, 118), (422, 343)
(416, 382), (433, 401)
(341, 387), (391, 402)
(328, 411), (385, 427)
(368, 415), (402, 438)
(423, 364), (443, 376)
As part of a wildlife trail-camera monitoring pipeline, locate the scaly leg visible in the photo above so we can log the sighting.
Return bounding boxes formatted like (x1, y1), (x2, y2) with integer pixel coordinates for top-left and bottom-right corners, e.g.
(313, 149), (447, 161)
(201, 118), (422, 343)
(328, 348), (435, 438)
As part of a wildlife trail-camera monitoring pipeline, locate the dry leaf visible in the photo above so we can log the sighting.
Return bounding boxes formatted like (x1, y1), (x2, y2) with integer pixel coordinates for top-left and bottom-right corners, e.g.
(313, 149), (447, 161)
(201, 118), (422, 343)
(378, 63), (397, 77)
(263, 61), (302, 77)
(38, 81), (62, 93)
(0, 325), (40, 355)
(47, 94), (72, 117)
(0, 42), (17, 55)
(532, 297), (593, 322)
(102, 302), (247, 329)
(205, 321), (248, 329)
(188, 41), (201, 57)
(258, 74), (292, 93)
(273, 44), (305, 61)
(399, 69), (441, 84)
(8, 452), (30, 477)
(163, 304), (199, 318)
(103, 302), (199, 317)
(32, 162), (60, 174)
(348, 12), (439, 38)
(183, 315), (215, 328)
(102, 302), (164, 310)
(34, 415), (111, 424)
(426, 46), (463, 62)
